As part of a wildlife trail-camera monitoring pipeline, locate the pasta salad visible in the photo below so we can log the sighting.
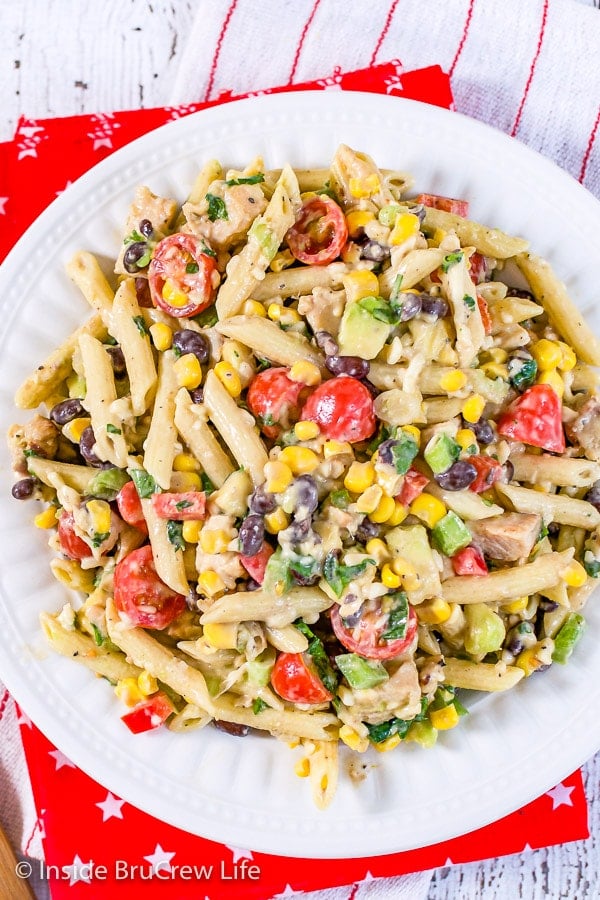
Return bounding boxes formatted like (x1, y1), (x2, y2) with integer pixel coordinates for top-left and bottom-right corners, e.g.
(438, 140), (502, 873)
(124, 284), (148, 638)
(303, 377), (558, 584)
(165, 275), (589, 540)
(9, 144), (600, 807)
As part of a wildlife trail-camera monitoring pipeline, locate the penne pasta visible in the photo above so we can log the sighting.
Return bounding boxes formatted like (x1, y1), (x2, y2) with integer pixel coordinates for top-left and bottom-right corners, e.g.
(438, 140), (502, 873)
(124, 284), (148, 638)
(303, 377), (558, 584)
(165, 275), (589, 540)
(200, 586), (332, 627)
(496, 482), (600, 529)
(174, 388), (235, 488)
(441, 549), (574, 605)
(442, 658), (524, 692)
(509, 453), (600, 488)
(422, 207), (529, 257)
(65, 251), (115, 318)
(216, 315), (326, 372)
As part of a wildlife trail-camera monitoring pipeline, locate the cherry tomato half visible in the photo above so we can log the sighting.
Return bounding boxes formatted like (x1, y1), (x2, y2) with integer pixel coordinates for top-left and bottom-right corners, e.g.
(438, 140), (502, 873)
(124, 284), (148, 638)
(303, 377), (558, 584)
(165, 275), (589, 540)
(415, 192), (469, 217)
(121, 691), (175, 734)
(497, 384), (565, 453)
(330, 599), (418, 660)
(286, 196), (348, 266)
(467, 455), (503, 493)
(240, 540), (274, 585)
(247, 367), (305, 438)
(271, 652), (333, 704)
(452, 545), (488, 576)
(116, 480), (148, 535)
(301, 376), (376, 443)
(148, 233), (218, 318)
(114, 544), (186, 630)
(57, 510), (91, 560)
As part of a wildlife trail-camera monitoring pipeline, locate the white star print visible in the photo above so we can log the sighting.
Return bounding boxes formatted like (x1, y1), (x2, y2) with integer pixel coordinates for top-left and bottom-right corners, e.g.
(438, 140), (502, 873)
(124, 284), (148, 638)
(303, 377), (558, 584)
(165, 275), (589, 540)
(48, 749), (75, 770)
(444, 857), (454, 866)
(360, 871), (375, 883)
(143, 843), (176, 874)
(96, 792), (125, 822)
(546, 782), (575, 810)
(63, 854), (94, 886)
(272, 886), (304, 898)
(522, 842), (534, 852)
(0, 197), (7, 215)
(225, 845), (254, 863)
(55, 181), (73, 197)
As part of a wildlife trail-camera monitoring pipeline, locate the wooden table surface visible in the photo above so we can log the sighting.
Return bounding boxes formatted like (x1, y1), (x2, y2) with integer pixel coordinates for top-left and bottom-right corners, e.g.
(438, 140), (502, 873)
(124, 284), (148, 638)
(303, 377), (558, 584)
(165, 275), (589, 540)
(2, 2), (600, 898)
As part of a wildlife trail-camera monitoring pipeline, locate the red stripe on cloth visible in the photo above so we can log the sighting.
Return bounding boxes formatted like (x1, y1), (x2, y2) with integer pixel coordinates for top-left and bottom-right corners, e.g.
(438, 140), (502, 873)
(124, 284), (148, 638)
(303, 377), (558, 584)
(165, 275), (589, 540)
(0, 688), (10, 722)
(288, 0), (322, 84)
(369, 0), (401, 67)
(579, 106), (600, 184)
(203, 0), (240, 101)
(448, 0), (476, 78)
(510, 0), (549, 137)
(23, 820), (40, 857)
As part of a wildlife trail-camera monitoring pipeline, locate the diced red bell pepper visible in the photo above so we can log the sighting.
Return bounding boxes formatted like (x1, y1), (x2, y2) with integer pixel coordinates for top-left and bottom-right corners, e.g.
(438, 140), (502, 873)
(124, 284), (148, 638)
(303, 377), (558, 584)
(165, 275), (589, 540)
(467, 455), (504, 493)
(240, 540), (274, 585)
(397, 468), (429, 506)
(121, 691), (175, 734)
(476, 295), (493, 334)
(415, 192), (469, 217)
(150, 491), (207, 520)
(497, 384), (565, 453)
(470, 252), (494, 285)
(452, 545), (488, 576)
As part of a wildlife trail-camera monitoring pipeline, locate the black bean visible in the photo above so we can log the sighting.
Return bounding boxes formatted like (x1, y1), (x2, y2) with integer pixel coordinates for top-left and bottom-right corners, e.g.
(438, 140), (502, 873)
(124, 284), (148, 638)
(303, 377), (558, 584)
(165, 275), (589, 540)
(341, 599), (361, 628)
(325, 355), (370, 379)
(134, 277), (153, 308)
(290, 567), (320, 587)
(139, 218), (153, 237)
(189, 387), (204, 404)
(411, 204), (426, 225)
(238, 515), (265, 557)
(12, 478), (36, 499)
(502, 459), (515, 482)
(538, 597), (559, 612)
(547, 522), (560, 537)
(315, 331), (339, 357)
(361, 378), (381, 399)
(377, 438), (397, 465)
(213, 720), (250, 737)
(434, 460), (478, 491)
(123, 241), (149, 273)
(360, 240), (390, 262)
(585, 481), (600, 511)
(79, 426), (105, 468)
(421, 295), (449, 318)
(398, 291), (422, 322)
(507, 288), (534, 300)
(50, 397), (86, 426)
(185, 586), (201, 611)
(106, 346), (127, 378)
(285, 517), (312, 542)
(294, 475), (319, 513)
(356, 518), (380, 543)
(173, 329), (210, 363)
(472, 418), (495, 444)
(249, 486), (276, 515)
(507, 635), (526, 655)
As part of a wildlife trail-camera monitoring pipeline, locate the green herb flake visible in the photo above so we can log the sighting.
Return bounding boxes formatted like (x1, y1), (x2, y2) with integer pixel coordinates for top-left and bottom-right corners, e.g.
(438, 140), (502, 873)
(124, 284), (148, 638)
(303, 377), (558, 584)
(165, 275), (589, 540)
(200, 242), (217, 258)
(390, 432), (419, 475)
(92, 531), (110, 549)
(23, 448), (39, 459)
(330, 489), (351, 509)
(441, 251), (464, 273)
(132, 315), (149, 338)
(389, 273), (404, 306)
(463, 294), (476, 310)
(166, 519), (185, 551)
(225, 173), (265, 186)
(294, 621), (338, 696)
(186, 262), (200, 274)
(323, 552), (375, 598)
(584, 557), (600, 578)
(252, 697), (270, 714)
(124, 229), (144, 245)
(357, 295), (398, 324)
(380, 592), (409, 642)
(91, 624), (105, 647)
(128, 467), (159, 499)
(192, 306), (219, 329)
(175, 499), (193, 511)
(200, 473), (215, 494)
(106, 424), (121, 435)
(206, 193), (228, 222)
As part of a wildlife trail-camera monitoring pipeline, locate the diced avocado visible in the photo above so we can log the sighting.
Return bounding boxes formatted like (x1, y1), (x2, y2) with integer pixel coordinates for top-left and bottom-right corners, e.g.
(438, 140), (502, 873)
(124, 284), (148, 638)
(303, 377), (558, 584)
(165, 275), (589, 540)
(385, 524), (442, 603)
(406, 719), (438, 747)
(424, 432), (460, 474)
(338, 300), (390, 359)
(431, 511), (472, 557)
(247, 648), (276, 686)
(335, 654), (389, 689)
(464, 603), (505, 655)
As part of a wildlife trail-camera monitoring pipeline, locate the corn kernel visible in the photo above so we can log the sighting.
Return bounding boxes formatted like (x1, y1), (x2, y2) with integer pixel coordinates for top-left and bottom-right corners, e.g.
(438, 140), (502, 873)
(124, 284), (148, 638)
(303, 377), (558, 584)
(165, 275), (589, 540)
(294, 420), (320, 441)
(531, 339), (563, 371)
(462, 393), (486, 424)
(501, 596), (529, 614)
(243, 299), (267, 317)
(173, 353), (203, 390)
(162, 278), (188, 308)
(369, 495), (396, 523)
(289, 360), (322, 386)
(538, 368), (564, 398)
(381, 563), (402, 589)
(264, 507), (290, 534)
(198, 570), (225, 597)
(389, 212), (420, 246)
(401, 425), (421, 447)
(269, 249), (296, 273)
(456, 428), (477, 451)
(386, 500), (408, 526)
(182, 519), (202, 543)
(345, 209), (375, 237)
(391, 557), (417, 578)
(487, 347), (508, 364)
(214, 361), (242, 398)
(562, 560), (587, 588)
(62, 416), (92, 443)
(416, 597), (452, 625)
(373, 734), (402, 752)
(410, 493), (447, 528)
(138, 671), (158, 696)
(365, 538), (389, 564)
(203, 622), (239, 650)
(348, 173), (380, 198)
(356, 484), (383, 514)
(343, 269), (380, 302)
(149, 322), (173, 351)
(430, 705), (460, 730)
(171, 471), (202, 491)
(115, 678), (144, 707)
(515, 646), (545, 676)
(557, 341), (577, 372)
(199, 528), (230, 555)
(264, 460), (294, 493)
(344, 461), (376, 493)
(173, 453), (200, 472)
(439, 369), (467, 393)
(294, 757), (311, 778)
(432, 227), (447, 244)
(34, 506), (58, 529)
(339, 724), (369, 753)
(267, 302), (283, 321)
(480, 362), (509, 380)
(279, 446), (320, 475)
(86, 499), (111, 535)
(280, 308), (302, 326)
(323, 440), (353, 459)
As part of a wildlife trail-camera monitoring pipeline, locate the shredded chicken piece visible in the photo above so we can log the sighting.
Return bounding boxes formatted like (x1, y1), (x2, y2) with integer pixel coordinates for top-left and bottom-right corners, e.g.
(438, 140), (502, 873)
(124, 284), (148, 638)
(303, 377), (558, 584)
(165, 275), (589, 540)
(468, 512), (541, 561)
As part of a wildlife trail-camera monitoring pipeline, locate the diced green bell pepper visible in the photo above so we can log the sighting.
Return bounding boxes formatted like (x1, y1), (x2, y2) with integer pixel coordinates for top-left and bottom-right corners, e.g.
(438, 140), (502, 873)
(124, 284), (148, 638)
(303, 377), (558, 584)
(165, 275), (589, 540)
(552, 613), (585, 664)
(431, 510), (472, 556)
(424, 432), (461, 474)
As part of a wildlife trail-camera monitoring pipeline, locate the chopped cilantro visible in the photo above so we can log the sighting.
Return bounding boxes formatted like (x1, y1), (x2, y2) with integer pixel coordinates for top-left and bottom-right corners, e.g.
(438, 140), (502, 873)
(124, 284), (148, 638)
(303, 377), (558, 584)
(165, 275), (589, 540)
(225, 173), (265, 186)
(389, 432), (419, 475)
(323, 552), (375, 597)
(132, 315), (149, 337)
(584, 557), (600, 578)
(192, 306), (218, 328)
(206, 193), (228, 221)
(200, 473), (215, 494)
(380, 592), (409, 642)
(441, 251), (464, 273)
(175, 499), (193, 511)
(106, 424), (121, 435)
(357, 295), (399, 324)
(128, 467), (159, 499)
(124, 229), (144, 244)
(463, 294), (476, 310)
(200, 242), (217, 258)
(389, 273), (404, 306)
(91, 624), (105, 647)
(294, 621), (338, 696)
(166, 519), (185, 551)
(92, 531), (110, 549)
(252, 697), (270, 714)
(186, 262), (200, 274)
